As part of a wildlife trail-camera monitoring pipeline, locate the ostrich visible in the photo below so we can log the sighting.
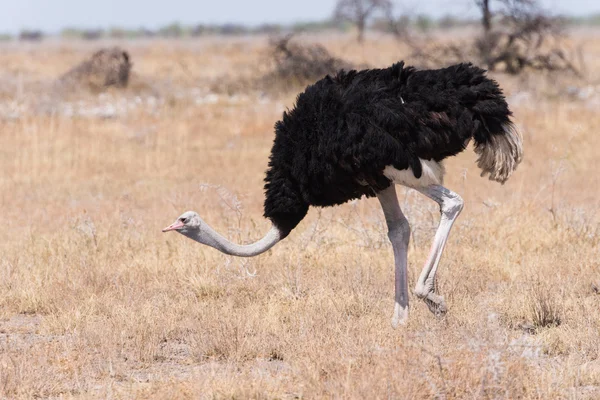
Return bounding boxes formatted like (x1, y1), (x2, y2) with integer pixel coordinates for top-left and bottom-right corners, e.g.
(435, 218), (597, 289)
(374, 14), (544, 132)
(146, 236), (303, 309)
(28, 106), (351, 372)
(163, 61), (523, 327)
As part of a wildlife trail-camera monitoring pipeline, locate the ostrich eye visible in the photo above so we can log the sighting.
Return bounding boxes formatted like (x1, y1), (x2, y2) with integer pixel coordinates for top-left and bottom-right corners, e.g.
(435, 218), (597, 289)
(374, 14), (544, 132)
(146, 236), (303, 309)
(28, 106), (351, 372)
(180, 217), (188, 224)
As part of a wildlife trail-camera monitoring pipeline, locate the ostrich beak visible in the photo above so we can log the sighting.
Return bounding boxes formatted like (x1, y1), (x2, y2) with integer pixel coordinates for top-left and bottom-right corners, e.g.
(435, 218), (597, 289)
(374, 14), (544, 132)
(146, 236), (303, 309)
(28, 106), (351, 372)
(162, 220), (184, 232)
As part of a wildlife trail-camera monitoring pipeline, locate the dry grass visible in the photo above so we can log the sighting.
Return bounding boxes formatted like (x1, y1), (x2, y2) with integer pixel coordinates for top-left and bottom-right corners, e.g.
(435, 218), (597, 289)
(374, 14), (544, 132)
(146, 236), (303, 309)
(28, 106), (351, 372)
(1, 31), (600, 399)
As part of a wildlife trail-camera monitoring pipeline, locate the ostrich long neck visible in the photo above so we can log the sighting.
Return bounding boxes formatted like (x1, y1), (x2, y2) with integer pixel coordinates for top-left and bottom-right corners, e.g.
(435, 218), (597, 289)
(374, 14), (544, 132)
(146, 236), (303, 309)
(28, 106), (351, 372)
(183, 222), (282, 257)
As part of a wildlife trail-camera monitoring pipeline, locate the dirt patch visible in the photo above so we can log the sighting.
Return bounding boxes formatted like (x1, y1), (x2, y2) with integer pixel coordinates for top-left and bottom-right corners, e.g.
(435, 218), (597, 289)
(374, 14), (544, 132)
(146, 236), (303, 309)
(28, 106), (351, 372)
(0, 313), (41, 334)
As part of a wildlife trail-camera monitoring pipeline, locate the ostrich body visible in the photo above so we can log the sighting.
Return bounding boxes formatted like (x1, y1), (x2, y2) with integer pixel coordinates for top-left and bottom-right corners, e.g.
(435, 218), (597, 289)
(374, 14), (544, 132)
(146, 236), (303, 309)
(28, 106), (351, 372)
(163, 61), (523, 326)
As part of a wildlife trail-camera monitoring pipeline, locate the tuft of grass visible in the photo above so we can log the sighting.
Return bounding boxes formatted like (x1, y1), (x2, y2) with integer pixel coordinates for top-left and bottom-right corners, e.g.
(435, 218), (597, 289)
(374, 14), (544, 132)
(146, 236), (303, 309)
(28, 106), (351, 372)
(529, 285), (562, 330)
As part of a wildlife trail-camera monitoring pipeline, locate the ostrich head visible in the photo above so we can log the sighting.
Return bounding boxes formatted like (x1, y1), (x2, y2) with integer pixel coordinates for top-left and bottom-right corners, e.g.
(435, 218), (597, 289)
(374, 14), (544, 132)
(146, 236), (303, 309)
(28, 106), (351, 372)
(162, 211), (201, 234)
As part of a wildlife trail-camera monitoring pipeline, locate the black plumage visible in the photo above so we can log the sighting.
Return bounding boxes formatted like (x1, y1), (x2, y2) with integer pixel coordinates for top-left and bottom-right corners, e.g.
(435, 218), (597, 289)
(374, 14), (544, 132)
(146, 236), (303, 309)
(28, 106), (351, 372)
(264, 61), (516, 237)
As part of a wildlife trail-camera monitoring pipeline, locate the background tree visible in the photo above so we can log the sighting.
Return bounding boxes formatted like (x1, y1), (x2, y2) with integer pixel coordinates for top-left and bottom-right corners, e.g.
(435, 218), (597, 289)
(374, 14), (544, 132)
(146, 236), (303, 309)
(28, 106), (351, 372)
(333, 0), (393, 42)
(474, 0), (576, 74)
(407, 0), (579, 76)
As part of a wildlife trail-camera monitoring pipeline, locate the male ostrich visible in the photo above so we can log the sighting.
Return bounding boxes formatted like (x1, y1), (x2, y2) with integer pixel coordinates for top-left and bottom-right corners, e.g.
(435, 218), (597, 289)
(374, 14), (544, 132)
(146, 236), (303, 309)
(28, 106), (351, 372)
(163, 62), (523, 327)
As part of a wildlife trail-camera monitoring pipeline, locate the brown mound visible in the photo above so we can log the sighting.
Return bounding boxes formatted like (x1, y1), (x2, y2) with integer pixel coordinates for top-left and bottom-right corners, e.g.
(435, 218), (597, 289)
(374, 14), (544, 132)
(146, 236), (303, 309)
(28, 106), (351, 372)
(57, 47), (132, 92)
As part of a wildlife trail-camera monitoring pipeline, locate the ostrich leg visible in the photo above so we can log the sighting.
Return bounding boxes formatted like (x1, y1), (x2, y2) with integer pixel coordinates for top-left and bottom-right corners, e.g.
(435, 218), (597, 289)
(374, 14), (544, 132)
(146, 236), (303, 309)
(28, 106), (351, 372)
(413, 184), (463, 316)
(377, 185), (411, 327)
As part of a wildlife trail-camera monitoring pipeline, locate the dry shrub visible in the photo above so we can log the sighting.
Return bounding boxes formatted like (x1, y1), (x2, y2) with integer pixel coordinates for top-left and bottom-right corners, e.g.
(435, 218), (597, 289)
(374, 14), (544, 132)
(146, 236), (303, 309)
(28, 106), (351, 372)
(409, 7), (581, 76)
(410, 33), (579, 76)
(475, 14), (581, 76)
(56, 47), (132, 92)
(409, 40), (476, 69)
(210, 36), (355, 95)
(261, 35), (354, 91)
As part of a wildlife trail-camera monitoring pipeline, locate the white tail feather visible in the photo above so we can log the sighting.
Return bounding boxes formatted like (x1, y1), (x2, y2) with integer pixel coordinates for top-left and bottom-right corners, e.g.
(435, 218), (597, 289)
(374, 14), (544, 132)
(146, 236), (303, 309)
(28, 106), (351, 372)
(474, 123), (523, 184)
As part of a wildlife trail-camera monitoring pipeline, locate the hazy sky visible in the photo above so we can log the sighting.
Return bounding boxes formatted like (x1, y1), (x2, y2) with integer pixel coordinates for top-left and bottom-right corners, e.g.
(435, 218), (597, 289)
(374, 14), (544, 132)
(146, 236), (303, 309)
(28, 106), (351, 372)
(2, 0), (597, 33)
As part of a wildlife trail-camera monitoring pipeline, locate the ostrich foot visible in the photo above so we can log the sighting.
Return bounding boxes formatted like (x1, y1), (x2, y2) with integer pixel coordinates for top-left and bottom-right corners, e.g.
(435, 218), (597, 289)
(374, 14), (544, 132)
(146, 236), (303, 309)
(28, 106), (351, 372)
(391, 303), (409, 328)
(421, 292), (447, 317)
(415, 283), (447, 317)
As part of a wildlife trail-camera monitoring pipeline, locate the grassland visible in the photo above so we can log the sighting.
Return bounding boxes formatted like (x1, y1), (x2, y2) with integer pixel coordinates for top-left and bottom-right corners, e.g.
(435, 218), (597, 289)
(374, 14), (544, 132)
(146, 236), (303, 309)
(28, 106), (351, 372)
(0, 31), (599, 398)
